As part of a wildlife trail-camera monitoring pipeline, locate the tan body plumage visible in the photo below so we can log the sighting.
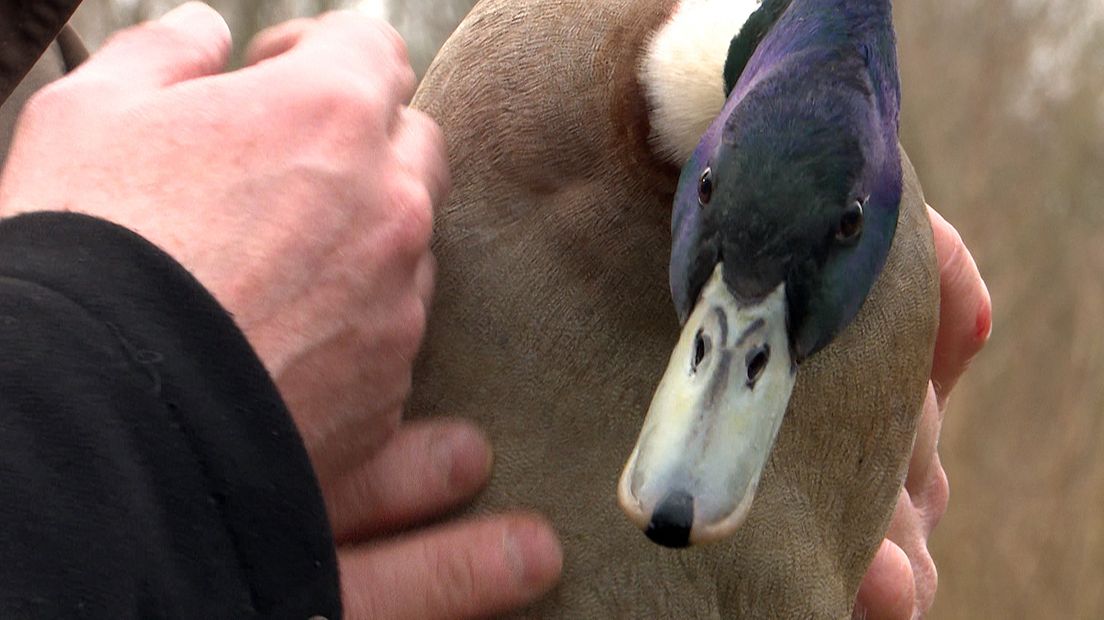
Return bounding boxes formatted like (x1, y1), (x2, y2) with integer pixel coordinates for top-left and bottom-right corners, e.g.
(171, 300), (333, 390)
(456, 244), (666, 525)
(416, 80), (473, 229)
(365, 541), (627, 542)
(410, 1), (939, 616)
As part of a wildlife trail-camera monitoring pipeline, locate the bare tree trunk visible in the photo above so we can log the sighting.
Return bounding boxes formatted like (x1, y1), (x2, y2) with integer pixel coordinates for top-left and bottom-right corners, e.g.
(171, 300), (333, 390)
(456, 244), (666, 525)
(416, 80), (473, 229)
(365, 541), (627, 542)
(385, 0), (477, 76)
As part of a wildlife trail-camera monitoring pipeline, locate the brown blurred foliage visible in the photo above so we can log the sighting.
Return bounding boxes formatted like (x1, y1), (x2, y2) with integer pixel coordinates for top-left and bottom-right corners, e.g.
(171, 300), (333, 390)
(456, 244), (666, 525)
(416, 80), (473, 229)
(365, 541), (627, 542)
(68, 0), (1104, 616)
(898, 1), (1104, 617)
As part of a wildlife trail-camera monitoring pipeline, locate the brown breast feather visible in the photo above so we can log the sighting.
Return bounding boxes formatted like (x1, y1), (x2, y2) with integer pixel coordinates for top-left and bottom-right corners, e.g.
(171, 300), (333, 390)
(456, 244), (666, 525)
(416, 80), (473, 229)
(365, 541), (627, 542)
(410, 1), (938, 616)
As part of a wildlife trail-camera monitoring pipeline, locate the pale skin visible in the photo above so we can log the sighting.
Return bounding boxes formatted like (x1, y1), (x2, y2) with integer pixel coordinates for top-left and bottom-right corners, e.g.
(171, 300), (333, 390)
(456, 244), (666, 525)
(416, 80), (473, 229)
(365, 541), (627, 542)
(0, 3), (989, 619)
(854, 207), (992, 620)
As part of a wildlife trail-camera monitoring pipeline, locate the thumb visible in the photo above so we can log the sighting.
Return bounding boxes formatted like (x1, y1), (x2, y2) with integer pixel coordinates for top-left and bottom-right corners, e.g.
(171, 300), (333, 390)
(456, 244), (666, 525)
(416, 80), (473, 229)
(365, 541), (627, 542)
(77, 2), (232, 88)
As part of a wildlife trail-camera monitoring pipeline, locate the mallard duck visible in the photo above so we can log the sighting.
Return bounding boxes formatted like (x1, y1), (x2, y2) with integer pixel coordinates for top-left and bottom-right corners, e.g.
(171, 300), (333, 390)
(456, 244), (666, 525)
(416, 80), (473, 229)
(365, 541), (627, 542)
(618, 0), (912, 549)
(410, 0), (938, 616)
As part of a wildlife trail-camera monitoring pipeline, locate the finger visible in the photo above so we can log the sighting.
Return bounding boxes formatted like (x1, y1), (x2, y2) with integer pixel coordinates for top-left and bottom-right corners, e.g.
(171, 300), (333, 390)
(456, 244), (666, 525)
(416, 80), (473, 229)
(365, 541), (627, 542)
(928, 206), (992, 406)
(904, 382), (950, 516)
(340, 513), (563, 620)
(904, 384), (939, 497)
(247, 12), (415, 98)
(327, 419), (492, 542)
(853, 539), (915, 620)
(393, 108), (451, 209)
(77, 2), (231, 88)
(918, 451), (950, 534)
(882, 491), (941, 617)
(309, 12), (417, 105)
(244, 18), (315, 66)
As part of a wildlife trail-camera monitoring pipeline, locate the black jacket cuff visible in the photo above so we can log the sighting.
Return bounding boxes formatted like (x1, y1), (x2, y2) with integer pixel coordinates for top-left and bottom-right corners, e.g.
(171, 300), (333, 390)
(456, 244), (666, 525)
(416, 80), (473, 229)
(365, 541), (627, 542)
(0, 211), (340, 618)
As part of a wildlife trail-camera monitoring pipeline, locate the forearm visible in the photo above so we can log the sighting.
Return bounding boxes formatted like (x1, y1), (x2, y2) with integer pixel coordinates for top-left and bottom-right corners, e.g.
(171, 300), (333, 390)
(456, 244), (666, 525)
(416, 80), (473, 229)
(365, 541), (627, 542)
(0, 212), (339, 618)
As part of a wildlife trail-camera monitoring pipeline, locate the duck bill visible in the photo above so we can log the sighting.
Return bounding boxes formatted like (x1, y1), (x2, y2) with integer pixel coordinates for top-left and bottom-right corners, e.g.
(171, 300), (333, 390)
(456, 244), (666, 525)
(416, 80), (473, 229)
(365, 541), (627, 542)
(618, 265), (796, 547)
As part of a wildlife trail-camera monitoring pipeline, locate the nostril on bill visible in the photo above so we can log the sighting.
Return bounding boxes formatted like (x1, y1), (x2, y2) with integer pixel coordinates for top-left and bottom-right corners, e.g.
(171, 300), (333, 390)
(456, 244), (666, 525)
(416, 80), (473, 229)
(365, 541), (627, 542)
(745, 344), (770, 387)
(691, 329), (710, 374)
(645, 490), (694, 548)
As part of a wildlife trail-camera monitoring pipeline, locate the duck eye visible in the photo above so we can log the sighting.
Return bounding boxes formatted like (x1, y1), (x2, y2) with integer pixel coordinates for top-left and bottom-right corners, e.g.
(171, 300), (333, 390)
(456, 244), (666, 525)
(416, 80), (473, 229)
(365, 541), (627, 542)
(836, 200), (864, 243)
(698, 167), (713, 206)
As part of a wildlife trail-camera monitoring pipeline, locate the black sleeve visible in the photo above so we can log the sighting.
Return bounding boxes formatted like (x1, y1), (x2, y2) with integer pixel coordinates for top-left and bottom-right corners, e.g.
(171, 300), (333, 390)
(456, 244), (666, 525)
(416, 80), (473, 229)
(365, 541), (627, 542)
(0, 212), (341, 619)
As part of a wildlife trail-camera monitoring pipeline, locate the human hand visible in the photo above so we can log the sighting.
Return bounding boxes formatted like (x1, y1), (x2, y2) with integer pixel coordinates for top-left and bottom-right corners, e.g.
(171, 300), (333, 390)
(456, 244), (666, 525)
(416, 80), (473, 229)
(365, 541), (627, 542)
(246, 14), (562, 617)
(853, 207), (992, 619)
(322, 416), (563, 618)
(0, 2), (442, 484)
(0, 5), (563, 617)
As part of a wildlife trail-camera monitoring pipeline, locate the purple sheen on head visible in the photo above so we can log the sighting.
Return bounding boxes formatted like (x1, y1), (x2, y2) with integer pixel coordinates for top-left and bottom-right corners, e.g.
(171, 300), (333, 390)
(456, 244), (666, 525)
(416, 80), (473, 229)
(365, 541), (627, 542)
(669, 7), (802, 324)
(670, 136), (721, 323)
(670, 0), (902, 355)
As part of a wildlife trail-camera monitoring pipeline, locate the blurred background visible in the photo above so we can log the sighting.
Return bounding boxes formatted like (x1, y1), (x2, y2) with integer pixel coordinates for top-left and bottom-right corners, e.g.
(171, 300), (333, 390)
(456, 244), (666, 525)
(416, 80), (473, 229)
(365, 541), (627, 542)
(71, 1), (1104, 617)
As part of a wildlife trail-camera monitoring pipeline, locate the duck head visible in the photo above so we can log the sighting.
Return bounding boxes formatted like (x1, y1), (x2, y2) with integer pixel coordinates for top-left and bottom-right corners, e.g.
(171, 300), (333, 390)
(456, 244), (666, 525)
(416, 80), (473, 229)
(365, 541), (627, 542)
(619, 0), (903, 548)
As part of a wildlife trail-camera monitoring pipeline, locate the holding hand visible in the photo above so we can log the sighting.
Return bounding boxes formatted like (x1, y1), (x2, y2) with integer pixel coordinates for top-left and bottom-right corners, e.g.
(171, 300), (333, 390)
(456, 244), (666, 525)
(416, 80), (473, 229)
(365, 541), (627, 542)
(854, 207), (992, 619)
(1, 3), (441, 483)
(0, 4), (561, 618)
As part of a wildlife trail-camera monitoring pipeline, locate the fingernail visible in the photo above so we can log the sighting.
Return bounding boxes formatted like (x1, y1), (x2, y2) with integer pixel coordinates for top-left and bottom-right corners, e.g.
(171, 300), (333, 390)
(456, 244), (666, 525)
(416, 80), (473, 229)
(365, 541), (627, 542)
(432, 425), (492, 489)
(975, 298), (993, 343)
(504, 518), (563, 591)
(160, 2), (216, 27)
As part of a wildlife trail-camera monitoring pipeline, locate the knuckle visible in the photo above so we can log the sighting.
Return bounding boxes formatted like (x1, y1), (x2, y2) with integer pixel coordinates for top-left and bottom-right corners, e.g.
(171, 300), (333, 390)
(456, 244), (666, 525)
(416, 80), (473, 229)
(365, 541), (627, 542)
(136, 20), (226, 69)
(27, 69), (106, 108)
(390, 182), (435, 256)
(924, 464), (951, 529)
(915, 548), (939, 614)
(396, 61), (417, 101)
(320, 11), (413, 76)
(284, 64), (383, 122)
(349, 14), (410, 66)
(382, 22), (411, 66)
(304, 72), (377, 119)
(17, 76), (103, 135)
(360, 19), (416, 99)
(418, 110), (447, 148)
(410, 109), (449, 162)
(424, 539), (479, 613)
(375, 19), (411, 72)
(21, 82), (71, 123)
